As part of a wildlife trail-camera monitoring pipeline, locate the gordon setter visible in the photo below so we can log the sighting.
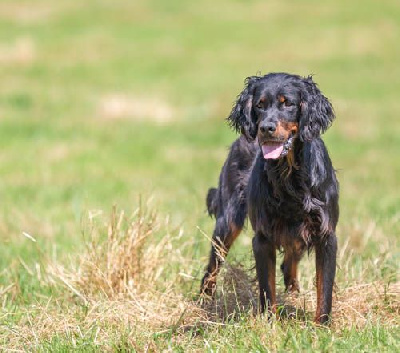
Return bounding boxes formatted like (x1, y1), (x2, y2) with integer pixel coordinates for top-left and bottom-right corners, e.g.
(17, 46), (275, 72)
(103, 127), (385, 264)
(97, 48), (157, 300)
(201, 73), (339, 324)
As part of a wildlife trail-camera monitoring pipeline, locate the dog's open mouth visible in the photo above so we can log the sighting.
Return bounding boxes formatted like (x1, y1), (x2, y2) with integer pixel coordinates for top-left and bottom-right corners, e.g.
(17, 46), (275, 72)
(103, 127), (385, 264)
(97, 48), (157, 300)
(262, 137), (295, 160)
(262, 142), (284, 159)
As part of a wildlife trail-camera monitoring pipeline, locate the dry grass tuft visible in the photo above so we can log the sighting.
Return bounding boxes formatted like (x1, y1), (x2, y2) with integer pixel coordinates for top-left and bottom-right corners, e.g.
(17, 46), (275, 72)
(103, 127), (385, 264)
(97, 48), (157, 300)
(74, 205), (164, 298)
(48, 205), (209, 325)
(333, 281), (400, 329)
(201, 262), (257, 320)
(2, 205), (211, 349)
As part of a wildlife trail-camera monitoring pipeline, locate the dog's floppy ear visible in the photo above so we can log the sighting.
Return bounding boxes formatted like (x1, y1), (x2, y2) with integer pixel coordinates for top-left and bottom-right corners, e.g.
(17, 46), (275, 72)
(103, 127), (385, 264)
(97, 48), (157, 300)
(299, 76), (335, 142)
(227, 76), (259, 141)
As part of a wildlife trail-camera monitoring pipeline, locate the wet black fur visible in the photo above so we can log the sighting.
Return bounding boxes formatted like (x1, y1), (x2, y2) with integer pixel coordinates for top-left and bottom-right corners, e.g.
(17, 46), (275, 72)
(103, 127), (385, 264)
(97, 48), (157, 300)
(201, 73), (339, 324)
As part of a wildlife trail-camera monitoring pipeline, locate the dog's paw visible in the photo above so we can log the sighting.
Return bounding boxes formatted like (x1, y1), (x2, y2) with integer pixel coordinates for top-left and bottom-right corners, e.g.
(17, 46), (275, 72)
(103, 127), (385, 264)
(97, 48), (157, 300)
(200, 273), (217, 297)
(285, 279), (300, 293)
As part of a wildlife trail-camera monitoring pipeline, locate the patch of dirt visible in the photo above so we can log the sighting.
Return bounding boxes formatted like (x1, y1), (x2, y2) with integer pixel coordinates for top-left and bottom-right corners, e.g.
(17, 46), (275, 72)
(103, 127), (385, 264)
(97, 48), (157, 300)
(99, 94), (176, 123)
(0, 36), (35, 65)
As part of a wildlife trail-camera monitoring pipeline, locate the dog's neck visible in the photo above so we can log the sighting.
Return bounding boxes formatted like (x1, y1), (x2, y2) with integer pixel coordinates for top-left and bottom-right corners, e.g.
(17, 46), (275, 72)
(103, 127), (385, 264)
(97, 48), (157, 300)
(260, 138), (306, 205)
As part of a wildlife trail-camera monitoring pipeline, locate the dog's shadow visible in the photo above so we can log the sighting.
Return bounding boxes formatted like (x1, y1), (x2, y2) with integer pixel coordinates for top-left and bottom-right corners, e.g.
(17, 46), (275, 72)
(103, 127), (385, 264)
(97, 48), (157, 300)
(199, 263), (311, 323)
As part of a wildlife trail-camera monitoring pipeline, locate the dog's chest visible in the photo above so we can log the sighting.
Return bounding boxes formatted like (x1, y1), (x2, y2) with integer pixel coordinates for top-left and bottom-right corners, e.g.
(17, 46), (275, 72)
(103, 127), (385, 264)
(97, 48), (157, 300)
(263, 197), (315, 248)
(248, 162), (316, 245)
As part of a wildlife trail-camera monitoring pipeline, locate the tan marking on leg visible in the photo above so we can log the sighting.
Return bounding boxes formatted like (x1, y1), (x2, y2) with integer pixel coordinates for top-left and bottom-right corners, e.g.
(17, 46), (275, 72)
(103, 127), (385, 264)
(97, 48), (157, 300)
(315, 259), (324, 323)
(268, 251), (277, 314)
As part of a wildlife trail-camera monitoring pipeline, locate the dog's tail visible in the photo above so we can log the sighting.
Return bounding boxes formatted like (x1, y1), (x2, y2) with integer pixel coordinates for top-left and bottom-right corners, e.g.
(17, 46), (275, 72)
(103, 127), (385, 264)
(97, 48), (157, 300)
(206, 187), (218, 217)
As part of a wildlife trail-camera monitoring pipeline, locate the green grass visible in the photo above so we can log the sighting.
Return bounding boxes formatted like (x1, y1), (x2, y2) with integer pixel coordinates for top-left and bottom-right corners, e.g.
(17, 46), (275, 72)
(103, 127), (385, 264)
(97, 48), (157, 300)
(0, 0), (399, 351)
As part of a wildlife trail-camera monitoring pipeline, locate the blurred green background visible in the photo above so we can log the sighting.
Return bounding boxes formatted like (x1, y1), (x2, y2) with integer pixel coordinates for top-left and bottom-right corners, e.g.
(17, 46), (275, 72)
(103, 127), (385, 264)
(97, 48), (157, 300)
(0, 0), (399, 348)
(1, 0), (399, 269)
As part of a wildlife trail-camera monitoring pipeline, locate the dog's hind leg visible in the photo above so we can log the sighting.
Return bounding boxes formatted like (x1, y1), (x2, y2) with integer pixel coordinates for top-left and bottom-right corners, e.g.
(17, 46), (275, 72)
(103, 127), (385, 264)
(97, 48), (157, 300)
(200, 200), (246, 296)
(280, 239), (306, 293)
(281, 254), (301, 294)
(200, 220), (242, 296)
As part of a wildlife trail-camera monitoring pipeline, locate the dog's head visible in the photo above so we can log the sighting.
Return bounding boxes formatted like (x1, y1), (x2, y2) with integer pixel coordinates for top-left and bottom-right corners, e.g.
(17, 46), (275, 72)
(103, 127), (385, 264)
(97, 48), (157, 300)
(227, 73), (335, 159)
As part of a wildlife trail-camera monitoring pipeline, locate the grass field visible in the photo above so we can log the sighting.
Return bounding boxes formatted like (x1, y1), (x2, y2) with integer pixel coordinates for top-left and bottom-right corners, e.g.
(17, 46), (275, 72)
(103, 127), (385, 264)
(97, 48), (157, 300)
(0, 0), (399, 351)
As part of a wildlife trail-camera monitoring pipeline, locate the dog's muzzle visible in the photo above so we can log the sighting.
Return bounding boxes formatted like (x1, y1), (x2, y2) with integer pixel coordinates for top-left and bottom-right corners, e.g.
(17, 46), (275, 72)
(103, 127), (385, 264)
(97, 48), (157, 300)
(261, 136), (296, 160)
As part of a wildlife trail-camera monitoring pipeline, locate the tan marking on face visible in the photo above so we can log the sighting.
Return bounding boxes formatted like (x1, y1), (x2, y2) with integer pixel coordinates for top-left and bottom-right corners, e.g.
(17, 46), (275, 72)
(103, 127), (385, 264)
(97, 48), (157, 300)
(278, 95), (286, 104)
(276, 122), (300, 175)
(273, 121), (299, 140)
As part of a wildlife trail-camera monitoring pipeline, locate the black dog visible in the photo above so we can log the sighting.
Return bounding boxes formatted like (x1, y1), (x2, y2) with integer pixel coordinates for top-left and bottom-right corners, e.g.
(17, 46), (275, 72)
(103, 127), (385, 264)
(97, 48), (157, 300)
(201, 73), (339, 324)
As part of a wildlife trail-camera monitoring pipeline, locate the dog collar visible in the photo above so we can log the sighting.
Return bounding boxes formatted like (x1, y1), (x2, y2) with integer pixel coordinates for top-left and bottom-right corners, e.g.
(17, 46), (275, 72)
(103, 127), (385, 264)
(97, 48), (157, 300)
(280, 136), (295, 157)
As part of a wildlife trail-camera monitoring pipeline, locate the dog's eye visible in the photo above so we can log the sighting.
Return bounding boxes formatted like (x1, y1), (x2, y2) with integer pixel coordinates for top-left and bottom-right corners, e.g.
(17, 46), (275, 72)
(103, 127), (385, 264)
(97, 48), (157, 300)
(279, 95), (293, 108)
(256, 101), (265, 110)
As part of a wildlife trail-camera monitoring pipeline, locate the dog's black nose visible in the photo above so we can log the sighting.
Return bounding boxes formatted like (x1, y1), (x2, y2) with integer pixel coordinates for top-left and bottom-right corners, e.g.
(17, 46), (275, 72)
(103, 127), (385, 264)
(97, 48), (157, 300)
(260, 122), (276, 135)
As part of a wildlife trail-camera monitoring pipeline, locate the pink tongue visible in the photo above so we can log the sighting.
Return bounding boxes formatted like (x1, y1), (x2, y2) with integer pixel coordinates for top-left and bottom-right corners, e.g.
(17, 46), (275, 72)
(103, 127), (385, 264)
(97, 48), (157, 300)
(262, 144), (284, 159)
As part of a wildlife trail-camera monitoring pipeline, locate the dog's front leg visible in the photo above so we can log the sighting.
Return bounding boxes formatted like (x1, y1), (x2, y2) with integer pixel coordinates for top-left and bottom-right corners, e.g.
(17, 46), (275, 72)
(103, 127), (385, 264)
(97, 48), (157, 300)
(253, 233), (276, 315)
(315, 233), (337, 324)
